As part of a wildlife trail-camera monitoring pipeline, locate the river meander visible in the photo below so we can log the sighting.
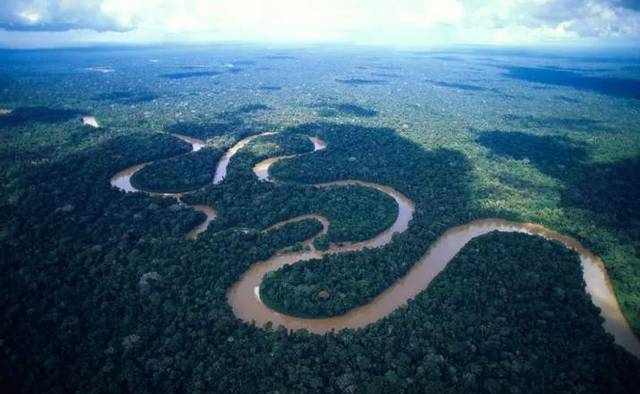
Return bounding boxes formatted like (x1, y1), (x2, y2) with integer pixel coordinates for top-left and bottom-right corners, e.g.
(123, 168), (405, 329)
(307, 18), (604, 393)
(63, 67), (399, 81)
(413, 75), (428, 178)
(110, 131), (640, 357)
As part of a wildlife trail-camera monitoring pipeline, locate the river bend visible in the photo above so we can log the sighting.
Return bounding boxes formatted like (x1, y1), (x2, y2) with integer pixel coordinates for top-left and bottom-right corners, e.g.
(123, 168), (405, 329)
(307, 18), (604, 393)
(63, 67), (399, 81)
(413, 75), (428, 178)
(111, 130), (640, 357)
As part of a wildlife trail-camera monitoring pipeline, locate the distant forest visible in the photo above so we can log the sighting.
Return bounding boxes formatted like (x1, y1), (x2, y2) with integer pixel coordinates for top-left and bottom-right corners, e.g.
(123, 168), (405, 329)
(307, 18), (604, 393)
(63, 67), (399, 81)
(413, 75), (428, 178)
(1, 47), (640, 393)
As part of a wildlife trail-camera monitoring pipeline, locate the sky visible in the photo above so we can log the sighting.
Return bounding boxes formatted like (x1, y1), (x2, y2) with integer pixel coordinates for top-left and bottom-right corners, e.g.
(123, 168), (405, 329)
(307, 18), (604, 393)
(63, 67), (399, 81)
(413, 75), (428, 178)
(1, 0), (640, 48)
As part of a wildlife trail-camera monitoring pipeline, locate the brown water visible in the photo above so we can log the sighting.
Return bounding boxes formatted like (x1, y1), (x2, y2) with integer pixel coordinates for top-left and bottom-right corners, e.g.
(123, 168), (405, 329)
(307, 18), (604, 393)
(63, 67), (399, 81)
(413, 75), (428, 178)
(214, 132), (276, 184)
(253, 135), (326, 181)
(110, 130), (639, 357)
(110, 133), (216, 238)
(174, 134), (206, 152)
(186, 205), (218, 240)
(227, 217), (640, 356)
(110, 163), (148, 193)
(110, 134), (206, 193)
(231, 135), (640, 357)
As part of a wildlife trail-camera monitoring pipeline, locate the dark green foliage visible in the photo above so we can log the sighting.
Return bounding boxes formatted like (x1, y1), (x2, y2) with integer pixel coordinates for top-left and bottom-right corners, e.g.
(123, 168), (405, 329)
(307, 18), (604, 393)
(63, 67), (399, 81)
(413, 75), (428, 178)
(318, 108), (339, 117)
(259, 233), (640, 392)
(258, 123), (474, 316)
(478, 130), (640, 239)
(264, 54), (296, 60)
(182, 130), (399, 243)
(370, 72), (401, 78)
(7, 154), (639, 393)
(164, 104), (269, 140)
(477, 130), (640, 333)
(160, 71), (222, 79)
(0, 107), (84, 127)
(502, 66), (640, 100)
(334, 103), (377, 117)
(316, 103), (378, 118)
(372, 232), (640, 393)
(424, 80), (508, 96)
(93, 91), (159, 104)
(221, 104), (270, 117)
(165, 121), (242, 140)
(131, 147), (223, 193)
(2, 47), (640, 394)
(232, 60), (257, 66)
(264, 218), (323, 248)
(502, 114), (613, 133)
(336, 78), (387, 85)
(425, 79), (487, 91)
(257, 86), (282, 91)
(313, 234), (330, 251)
(224, 132), (315, 179)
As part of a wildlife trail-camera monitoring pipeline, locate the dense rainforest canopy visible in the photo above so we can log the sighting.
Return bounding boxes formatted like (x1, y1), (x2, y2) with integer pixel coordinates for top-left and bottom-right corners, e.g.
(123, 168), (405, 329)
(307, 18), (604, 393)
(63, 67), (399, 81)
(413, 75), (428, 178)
(1, 46), (639, 393)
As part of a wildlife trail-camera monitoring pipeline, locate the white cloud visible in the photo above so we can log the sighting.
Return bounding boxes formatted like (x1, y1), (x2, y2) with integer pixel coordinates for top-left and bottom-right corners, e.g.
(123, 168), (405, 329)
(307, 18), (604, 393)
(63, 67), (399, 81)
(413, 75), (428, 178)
(0, 0), (639, 46)
(0, 0), (134, 31)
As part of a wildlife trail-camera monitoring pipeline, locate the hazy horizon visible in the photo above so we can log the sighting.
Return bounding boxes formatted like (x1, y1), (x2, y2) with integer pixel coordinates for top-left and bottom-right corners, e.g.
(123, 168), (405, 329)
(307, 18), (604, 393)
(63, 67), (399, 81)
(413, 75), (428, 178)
(2, 2), (640, 393)
(2, 1), (640, 49)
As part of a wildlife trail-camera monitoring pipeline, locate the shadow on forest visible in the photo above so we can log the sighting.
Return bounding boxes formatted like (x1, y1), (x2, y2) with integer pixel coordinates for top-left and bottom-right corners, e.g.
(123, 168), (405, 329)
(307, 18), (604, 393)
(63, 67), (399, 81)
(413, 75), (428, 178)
(200, 121), (476, 246)
(264, 54), (296, 60)
(165, 104), (270, 140)
(313, 103), (378, 118)
(236, 121), (484, 317)
(501, 66), (640, 100)
(159, 70), (222, 79)
(0, 107), (84, 128)
(540, 65), (612, 73)
(192, 121), (479, 320)
(257, 86), (282, 91)
(370, 72), (401, 78)
(336, 78), (388, 85)
(425, 79), (490, 92)
(477, 130), (640, 236)
(92, 91), (159, 105)
(431, 56), (466, 62)
(425, 47), (638, 64)
(179, 65), (211, 70)
(223, 104), (270, 116)
(226, 66), (243, 74)
(411, 52), (466, 61)
(502, 114), (615, 133)
(274, 122), (475, 220)
(424, 79), (514, 98)
(166, 120), (240, 140)
(232, 60), (257, 66)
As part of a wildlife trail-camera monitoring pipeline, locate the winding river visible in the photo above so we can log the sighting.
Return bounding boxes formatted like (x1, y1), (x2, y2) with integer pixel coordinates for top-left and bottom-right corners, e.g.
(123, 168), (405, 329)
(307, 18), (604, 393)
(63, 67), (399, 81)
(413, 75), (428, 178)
(111, 131), (640, 357)
(111, 133), (218, 240)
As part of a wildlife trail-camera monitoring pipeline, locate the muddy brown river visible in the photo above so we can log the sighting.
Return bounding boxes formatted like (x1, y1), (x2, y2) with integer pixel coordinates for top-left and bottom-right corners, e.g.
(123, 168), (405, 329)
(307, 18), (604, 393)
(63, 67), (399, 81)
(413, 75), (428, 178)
(214, 132), (276, 184)
(111, 131), (640, 357)
(110, 133), (215, 239)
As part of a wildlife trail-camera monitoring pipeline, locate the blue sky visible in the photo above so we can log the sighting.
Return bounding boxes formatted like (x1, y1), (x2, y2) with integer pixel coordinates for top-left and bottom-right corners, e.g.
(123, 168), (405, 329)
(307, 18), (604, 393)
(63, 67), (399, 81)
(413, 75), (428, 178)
(1, 0), (640, 48)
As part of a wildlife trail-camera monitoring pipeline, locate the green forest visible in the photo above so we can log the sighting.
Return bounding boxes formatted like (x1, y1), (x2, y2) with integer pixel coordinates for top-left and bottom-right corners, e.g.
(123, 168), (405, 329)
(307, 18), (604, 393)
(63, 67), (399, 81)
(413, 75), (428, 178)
(1, 47), (640, 393)
(3, 116), (639, 392)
